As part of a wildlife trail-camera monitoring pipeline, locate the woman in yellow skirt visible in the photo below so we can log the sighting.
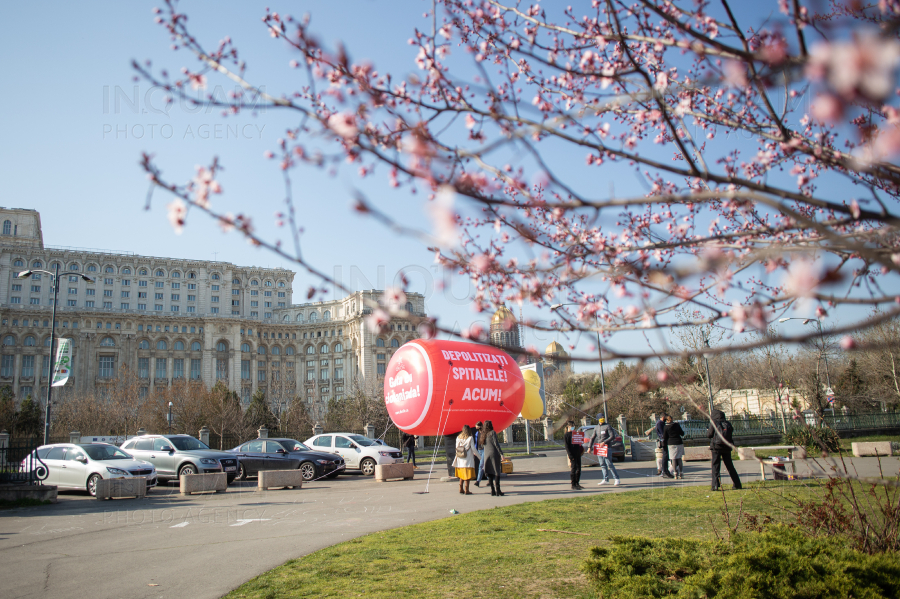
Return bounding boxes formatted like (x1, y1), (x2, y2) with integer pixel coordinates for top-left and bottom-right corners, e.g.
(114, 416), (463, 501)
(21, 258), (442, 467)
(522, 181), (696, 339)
(454, 425), (477, 494)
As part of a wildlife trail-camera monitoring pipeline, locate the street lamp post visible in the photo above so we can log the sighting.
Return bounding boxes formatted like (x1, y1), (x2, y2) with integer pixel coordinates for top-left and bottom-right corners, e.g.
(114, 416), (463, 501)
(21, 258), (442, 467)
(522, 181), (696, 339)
(701, 337), (716, 417)
(168, 401), (173, 434)
(779, 317), (834, 416)
(16, 265), (94, 445)
(550, 303), (607, 422)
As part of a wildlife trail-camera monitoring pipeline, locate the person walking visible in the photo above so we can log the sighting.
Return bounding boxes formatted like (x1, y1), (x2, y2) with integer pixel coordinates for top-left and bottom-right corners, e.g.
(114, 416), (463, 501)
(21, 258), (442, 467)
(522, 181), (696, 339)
(563, 421), (584, 490)
(656, 414), (674, 478)
(402, 432), (417, 468)
(481, 420), (505, 496)
(453, 425), (478, 495)
(473, 421), (486, 487)
(589, 417), (621, 486)
(663, 415), (685, 479)
(708, 409), (742, 491)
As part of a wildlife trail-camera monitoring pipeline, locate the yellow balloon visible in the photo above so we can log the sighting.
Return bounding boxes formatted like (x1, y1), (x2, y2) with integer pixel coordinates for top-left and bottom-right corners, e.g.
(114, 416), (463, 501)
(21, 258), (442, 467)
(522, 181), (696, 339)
(520, 369), (544, 420)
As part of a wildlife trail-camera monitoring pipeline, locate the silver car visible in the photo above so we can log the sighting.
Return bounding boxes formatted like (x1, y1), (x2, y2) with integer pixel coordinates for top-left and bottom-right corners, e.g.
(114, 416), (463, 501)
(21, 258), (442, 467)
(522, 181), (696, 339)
(23, 443), (158, 497)
(120, 434), (239, 483)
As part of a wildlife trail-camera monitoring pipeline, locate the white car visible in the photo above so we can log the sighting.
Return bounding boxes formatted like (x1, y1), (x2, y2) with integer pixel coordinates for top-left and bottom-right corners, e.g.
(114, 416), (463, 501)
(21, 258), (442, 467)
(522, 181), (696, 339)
(304, 433), (404, 476)
(22, 443), (158, 496)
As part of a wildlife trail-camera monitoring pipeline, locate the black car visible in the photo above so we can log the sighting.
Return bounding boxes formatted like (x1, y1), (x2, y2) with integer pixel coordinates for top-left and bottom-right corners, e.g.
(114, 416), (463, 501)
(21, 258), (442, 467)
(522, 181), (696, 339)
(228, 438), (345, 482)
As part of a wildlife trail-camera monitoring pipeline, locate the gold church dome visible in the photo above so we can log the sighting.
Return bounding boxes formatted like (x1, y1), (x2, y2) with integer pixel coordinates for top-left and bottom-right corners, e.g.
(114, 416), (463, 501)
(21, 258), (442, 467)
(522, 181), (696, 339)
(492, 305), (517, 325)
(546, 341), (567, 355)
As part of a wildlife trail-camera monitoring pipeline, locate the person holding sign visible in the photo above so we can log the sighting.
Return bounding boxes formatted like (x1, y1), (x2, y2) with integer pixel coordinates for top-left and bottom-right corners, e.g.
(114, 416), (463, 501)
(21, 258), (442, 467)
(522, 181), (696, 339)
(589, 417), (621, 486)
(563, 421), (584, 490)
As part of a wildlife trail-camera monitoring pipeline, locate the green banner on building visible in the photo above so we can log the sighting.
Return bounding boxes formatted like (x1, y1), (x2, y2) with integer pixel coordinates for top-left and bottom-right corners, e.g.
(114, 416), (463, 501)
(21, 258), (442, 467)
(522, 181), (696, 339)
(51, 338), (72, 387)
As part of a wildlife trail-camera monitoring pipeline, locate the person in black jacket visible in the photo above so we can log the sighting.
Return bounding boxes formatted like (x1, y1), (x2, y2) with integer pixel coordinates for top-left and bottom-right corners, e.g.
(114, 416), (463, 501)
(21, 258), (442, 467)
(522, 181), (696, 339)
(402, 432), (417, 467)
(708, 409), (742, 491)
(662, 416), (685, 479)
(563, 421), (584, 490)
(656, 414), (674, 478)
(481, 420), (505, 496)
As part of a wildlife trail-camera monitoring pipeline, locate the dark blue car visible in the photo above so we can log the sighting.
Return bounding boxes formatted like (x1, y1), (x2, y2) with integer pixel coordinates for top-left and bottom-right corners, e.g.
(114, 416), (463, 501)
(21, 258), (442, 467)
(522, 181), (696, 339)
(228, 438), (345, 482)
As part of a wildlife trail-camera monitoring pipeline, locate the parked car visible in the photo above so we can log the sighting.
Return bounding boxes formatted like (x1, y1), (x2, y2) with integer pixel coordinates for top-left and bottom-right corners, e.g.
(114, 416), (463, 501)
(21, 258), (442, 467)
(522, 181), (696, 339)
(228, 438), (345, 482)
(22, 443), (158, 497)
(304, 433), (404, 475)
(120, 434), (239, 484)
(577, 425), (626, 464)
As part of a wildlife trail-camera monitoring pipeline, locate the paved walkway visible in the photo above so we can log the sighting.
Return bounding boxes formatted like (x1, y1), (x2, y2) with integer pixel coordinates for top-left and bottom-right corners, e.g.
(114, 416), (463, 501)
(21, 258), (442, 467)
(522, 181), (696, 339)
(1, 451), (896, 599)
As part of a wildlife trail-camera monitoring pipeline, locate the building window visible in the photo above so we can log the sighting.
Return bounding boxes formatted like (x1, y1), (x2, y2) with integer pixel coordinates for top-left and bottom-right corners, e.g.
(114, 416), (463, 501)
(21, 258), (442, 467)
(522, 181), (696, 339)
(190, 358), (201, 379)
(155, 305), (163, 311)
(1, 220), (10, 235)
(212, 273), (220, 280)
(377, 353), (385, 360)
(171, 306), (179, 312)
(335, 343), (343, 352)
(139, 387), (148, 398)
(20, 355), (35, 378)
(139, 280), (147, 287)
(29, 298), (40, 305)
(232, 300), (239, 306)
(391, 339), (400, 347)
(99, 356), (115, 378)
(216, 359), (227, 380)
(306, 370), (315, 381)
(121, 303), (129, 310)
(157, 340), (167, 350)
(376, 338), (385, 347)
(250, 311), (258, 317)
(10, 297), (20, 304)
(211, 307), (219, 314)
(258, 369), (266, 382)
(137, 304), (147, 310)
(122, 279), (130, 286)
(156, 270), (164, 277)
(1, 355), (14, 378)
(335, 367), (343, 380)
(155, 293), (163, 300)
(211, 296), (219, 303)
(20, 386), (32, 398)
(173, 358), (184, 379)
(138, 358), (149, 378)
(264, 312), (272, 319)
(155, 282), (164, 288)
(24, 336), (35, 347)
(173, 341), (184, 351)
(191, 341), (201, 351)
(186, 306), (195, 313)
(377, 363), (386, 375)
(171, 294), (179, 301)
(250, 301), (258, 307)
(241, 360), (250, 379)
(155, 358), (167, 379)
(85, 301), (94, 307)
(100, 336), (115, 347)
(86, 289), (95, 296)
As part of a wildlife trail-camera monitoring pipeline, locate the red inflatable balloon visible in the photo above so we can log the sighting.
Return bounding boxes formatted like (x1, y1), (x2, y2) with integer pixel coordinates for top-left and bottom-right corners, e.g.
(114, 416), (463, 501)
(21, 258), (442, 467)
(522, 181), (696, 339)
(384, 339), (526, 436)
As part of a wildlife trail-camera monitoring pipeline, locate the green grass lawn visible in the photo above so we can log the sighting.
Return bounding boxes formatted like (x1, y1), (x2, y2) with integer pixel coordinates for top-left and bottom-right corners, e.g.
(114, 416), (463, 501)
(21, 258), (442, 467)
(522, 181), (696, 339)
(226, 482), (812, 599)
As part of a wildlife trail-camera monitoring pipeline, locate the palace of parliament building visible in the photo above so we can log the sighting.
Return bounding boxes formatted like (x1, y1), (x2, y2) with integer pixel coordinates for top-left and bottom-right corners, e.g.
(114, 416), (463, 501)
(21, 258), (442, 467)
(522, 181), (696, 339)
(0, 208), (425, 412)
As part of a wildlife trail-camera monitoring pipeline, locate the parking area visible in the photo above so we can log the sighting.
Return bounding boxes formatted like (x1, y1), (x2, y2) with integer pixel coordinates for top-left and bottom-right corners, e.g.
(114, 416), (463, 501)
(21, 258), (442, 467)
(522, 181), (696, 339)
(2, 453), (895, 599)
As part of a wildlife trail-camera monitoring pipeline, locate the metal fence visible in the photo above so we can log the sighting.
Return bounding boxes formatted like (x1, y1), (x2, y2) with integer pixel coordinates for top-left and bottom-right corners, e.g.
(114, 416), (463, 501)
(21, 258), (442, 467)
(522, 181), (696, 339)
(0, 438), (49, 485)
(643, 411), (900, 441)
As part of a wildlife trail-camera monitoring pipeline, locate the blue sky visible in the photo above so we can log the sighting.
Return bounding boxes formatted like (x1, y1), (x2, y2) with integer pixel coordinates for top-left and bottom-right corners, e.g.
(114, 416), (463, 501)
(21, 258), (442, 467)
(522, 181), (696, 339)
(1, 1), (887, 372)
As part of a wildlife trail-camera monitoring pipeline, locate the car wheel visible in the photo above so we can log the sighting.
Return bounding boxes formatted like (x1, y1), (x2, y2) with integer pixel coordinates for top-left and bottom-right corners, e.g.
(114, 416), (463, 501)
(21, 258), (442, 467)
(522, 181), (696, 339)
(179, 464), (197, 477)
(360, 458), (376, 476)
(87, 473), (102, 497)
(298, 462), (316, 482)
(236, 463), (247, 481)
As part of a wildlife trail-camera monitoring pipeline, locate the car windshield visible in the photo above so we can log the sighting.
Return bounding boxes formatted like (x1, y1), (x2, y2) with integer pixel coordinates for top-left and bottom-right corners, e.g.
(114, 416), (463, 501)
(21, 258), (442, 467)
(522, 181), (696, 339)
(168, 436), (210, 451)
(347, 435), (378, 446)
(82, 445), (132, 460)
(281, 440), (311, 452)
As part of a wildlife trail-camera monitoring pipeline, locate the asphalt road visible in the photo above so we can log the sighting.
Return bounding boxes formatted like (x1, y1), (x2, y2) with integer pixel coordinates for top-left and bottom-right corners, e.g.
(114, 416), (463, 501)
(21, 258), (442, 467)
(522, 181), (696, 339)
(1, 451), (896, 599)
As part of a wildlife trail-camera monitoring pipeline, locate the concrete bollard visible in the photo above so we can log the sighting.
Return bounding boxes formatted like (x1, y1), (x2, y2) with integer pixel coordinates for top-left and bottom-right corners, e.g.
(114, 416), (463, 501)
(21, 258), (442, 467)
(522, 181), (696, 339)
(374, 463), (415, 482)
(199, 426), (210, 447)
(543, 418), (553, 442)
(258, 469), (304, 490)
(364, 423), (376, 439)
(69, 431), (81, 444)
(136, 428), (147, 436)
(258, 427), (268, 439)
(180, 472), (227, 495)
(313, 422), (323, 437)
(95, 477), (147, 500)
